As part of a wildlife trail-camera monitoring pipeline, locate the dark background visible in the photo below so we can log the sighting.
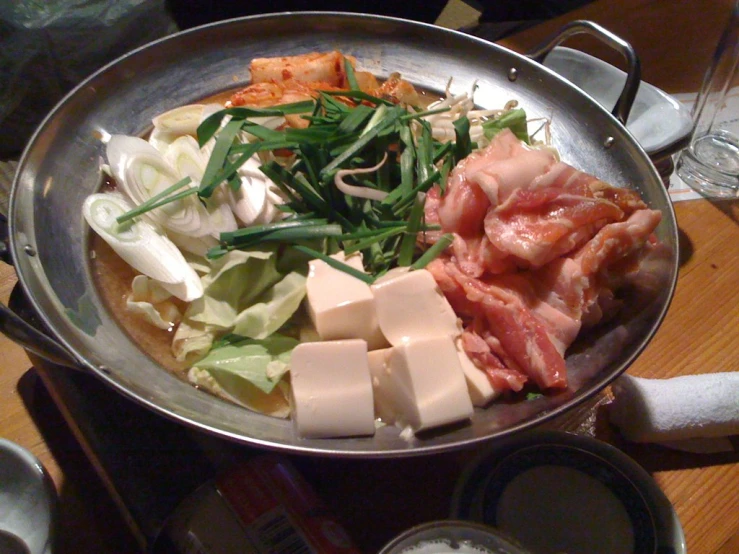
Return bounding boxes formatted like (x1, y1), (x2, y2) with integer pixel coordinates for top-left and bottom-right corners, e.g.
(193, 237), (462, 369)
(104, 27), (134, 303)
(0, 0), (592, 158)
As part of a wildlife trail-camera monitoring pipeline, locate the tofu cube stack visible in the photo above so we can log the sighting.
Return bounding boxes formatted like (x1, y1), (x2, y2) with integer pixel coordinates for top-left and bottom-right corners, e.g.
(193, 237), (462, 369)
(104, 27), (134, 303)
(289, 252), (501, 439)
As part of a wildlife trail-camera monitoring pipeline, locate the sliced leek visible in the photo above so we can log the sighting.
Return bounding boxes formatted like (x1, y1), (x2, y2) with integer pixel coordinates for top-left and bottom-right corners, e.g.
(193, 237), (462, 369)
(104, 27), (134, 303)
(165, 135), (238, 236)
(152, 104), (206, 136)
(107, 135), (214, 237)
(83, 193), (203, 302)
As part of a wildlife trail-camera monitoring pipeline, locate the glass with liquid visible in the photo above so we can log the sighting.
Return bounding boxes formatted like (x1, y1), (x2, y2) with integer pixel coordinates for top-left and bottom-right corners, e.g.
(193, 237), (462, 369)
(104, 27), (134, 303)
(676, 0), (739, 198)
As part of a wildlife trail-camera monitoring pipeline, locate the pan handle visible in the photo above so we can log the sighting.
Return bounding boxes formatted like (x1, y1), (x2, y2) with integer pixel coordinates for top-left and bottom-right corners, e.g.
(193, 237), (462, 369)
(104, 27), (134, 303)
(526, 20), (641, 126)
(0, 301), (82, 369)
(1, 213), (82, 369)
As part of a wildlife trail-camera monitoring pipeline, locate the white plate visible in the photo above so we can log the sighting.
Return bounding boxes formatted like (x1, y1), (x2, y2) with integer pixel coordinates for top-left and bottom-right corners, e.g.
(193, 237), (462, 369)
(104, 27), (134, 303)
(0, 439), (56, 554)
(544, 46), (693, 162)
(451, 431), (685, 554)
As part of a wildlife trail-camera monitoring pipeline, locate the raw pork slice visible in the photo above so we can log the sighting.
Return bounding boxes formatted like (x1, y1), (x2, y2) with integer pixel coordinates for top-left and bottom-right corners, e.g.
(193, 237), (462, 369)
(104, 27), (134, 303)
(424, 129), (663, 395)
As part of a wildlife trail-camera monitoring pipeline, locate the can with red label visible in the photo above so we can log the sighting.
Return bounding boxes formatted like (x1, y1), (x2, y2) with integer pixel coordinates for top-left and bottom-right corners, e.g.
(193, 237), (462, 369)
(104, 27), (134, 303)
(153, 455), (360, 554)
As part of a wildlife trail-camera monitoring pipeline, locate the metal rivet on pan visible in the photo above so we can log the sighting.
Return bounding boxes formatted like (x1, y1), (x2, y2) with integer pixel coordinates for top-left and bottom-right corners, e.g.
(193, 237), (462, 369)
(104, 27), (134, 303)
(508, 68), (518, 82)
(24, 245), (36, 257)
(604, 136), (615, 148)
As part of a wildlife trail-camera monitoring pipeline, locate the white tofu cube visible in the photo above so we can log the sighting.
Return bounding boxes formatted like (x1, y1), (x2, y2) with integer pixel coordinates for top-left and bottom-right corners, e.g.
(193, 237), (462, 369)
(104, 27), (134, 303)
(305, 252), (388, 350)
(455, 338), (500, 407)
(370, 269), (461, 346)
(385, 336), (473, 432)
(290, 339), (376, 438)
(367, 348), (396, 423)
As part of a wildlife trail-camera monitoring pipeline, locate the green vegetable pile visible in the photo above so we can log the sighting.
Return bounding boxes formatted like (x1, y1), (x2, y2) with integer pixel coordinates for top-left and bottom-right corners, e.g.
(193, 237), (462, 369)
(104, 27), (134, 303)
(119, 65), (530, 281)
(198, 93), (466, 278)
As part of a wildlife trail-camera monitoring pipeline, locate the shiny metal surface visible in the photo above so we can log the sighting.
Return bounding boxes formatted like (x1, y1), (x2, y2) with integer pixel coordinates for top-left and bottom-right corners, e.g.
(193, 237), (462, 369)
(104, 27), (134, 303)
(6, 13), (678, 457)
(527, 19), (641, 126)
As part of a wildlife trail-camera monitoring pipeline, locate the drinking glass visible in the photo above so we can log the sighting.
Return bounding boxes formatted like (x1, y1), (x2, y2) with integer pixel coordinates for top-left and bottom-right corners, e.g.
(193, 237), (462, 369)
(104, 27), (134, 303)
(676, 0), (739, 199)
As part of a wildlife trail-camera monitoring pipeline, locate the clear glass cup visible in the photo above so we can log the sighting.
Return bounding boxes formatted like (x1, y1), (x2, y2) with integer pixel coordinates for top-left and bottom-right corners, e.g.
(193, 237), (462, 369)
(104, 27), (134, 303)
(676, 0), (739, 199)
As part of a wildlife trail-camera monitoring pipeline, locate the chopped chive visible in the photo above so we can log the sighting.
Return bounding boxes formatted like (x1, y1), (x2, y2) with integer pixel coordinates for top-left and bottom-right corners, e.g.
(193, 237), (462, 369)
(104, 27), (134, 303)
(343, 226), (406, 254)
(453, 116), (472, 161)
(220, 219), (329, 243)
(415, 119), (434, 185)
(322, 90), (394, 106)
(336, 104), (374, 135)
(360, 103), (388, 136)
(399, 123), (416, 194)
(338, 225), (404, 240)
(320, 92), (351, 116)
(115, 176), (193, 223)
(233, 224), (343, 247)
(439, 153), (454, 195)
(410, 233), (454, 270)
(206, 246), (231, 259)
(259, 161), (327, 213)
(199, 118), (244, 197)
(320, 108), (400, 177)
(292, 245), (375, 284)
(241, 121), (286, 142)
(344, 57), (360, 91)
(433, 141), (454, 164)
(197, 101), (315, 146)
(400, 105), (452, 121)
(285, 125), (337, 142)
(181, 83), (482, 276)
(397, 195), (425, 266)
(481, 107), (530, 144)
(392, 169), (441, 216)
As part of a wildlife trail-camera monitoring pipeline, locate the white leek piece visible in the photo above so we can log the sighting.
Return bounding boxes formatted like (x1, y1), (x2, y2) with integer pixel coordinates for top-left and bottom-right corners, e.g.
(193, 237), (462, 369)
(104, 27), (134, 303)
(164, 135), (207, 182)
(168, 230), (219, 259)
(83, 193), (203, 302)
(229, 155), (271, 226)
(206, 185), (240, 236)
(152, 104), (206, 136)
(148, 128), (177, 153)
(106, 134), (214, 237)
(149, 104), (208, 153)
(261, 187), (284, 224)
(200, 103), (225, 122)
(165, 136), (238, 236)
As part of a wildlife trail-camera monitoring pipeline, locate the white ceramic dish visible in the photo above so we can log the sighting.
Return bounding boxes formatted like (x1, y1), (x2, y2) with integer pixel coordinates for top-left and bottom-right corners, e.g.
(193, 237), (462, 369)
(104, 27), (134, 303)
(0, 438), (56, 554)
(544, 46), (693, 164)
(451, 431), (686, 554)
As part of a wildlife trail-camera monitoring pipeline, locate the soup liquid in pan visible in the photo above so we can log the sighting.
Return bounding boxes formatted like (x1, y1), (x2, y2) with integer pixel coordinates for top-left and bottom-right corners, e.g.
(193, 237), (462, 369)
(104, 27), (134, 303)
(90, 227), (189, 375)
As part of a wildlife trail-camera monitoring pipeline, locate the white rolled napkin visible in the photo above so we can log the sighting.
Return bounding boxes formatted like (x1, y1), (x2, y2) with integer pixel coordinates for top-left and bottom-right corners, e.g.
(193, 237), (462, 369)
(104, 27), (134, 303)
(609, 372), (739, 453)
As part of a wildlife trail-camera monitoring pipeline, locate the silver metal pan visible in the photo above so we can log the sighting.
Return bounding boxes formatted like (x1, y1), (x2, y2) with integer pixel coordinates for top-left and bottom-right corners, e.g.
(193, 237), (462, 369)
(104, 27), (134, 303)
(1, 13), (678, 457)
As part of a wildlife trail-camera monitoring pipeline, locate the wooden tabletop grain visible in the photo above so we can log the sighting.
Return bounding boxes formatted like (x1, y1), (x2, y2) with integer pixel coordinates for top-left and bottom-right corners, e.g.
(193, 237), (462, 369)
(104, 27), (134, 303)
(1, 1), (738, 553)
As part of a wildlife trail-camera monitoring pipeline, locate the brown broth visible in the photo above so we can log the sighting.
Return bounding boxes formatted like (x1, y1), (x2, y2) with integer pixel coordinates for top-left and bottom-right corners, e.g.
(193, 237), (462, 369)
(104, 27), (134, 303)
(90, 234), (190, 375)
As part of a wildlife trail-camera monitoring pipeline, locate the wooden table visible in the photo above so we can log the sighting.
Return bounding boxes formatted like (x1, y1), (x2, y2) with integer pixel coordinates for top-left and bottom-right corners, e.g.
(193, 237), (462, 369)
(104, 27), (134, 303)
(1, 0), (738, 552)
